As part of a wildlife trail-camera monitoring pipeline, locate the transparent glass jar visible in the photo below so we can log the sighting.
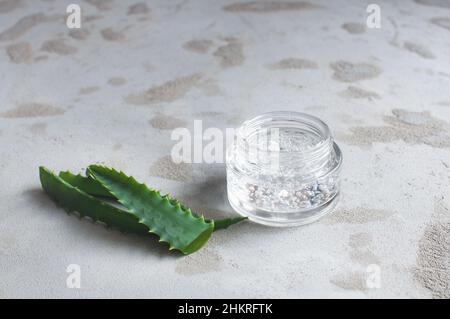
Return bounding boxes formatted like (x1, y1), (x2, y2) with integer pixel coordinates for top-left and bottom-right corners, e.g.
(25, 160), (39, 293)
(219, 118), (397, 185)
(226, 111), (343, 226)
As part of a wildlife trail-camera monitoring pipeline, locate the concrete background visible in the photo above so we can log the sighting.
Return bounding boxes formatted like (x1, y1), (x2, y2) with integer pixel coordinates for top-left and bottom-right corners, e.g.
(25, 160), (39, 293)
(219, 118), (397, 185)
(0, 0), (449, 298)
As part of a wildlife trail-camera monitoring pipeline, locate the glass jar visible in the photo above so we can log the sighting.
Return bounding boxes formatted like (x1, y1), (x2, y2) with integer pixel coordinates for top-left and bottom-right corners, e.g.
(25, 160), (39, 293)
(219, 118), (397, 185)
(226, 111), (343, 226)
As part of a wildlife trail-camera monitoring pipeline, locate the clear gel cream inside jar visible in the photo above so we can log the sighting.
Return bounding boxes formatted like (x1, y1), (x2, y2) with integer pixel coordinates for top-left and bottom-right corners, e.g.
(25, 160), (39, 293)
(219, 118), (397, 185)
(226, 111), (343, 226)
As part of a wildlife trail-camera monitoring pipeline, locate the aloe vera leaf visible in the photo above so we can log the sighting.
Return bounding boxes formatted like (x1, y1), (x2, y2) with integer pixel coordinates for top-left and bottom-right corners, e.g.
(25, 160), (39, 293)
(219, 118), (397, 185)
(59, 171), (115, 198)
(40, 167), (148, 235)
(213, 216), (247, 230)
(87, 165), (214, 254)
(59, 172), (184, 208)
(62, 171), (247, 231)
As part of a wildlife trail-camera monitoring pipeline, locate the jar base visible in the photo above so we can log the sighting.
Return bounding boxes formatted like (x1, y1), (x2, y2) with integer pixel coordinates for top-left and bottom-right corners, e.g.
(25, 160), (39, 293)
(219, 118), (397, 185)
(227, 192), (340, 227)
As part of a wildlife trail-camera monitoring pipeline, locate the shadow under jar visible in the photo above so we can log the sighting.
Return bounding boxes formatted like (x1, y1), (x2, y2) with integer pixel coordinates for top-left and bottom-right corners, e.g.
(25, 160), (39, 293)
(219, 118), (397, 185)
(226, 111), (343, 226)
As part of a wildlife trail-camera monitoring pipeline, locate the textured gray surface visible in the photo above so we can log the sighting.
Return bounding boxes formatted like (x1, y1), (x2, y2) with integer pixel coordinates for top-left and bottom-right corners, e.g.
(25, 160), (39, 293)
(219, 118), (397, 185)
(1, 0), (450, 298)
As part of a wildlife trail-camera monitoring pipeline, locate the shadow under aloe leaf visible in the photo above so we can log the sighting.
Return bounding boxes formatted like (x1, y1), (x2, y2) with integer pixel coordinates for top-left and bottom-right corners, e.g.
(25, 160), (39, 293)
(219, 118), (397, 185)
(24, 188), (180, 257)
(180, 170), (228, 215)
